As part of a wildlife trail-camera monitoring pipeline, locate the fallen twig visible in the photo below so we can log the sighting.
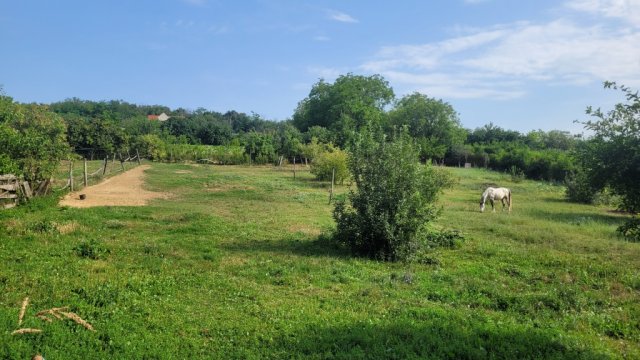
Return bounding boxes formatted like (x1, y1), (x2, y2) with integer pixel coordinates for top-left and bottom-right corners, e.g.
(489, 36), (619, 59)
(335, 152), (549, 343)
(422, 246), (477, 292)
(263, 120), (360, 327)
(18, 297), (29, 326)
(36, 314), (53, 323)
(36, 306), (68, 320)
(12, 328), (42, 335)
(59, 311), (95, 332)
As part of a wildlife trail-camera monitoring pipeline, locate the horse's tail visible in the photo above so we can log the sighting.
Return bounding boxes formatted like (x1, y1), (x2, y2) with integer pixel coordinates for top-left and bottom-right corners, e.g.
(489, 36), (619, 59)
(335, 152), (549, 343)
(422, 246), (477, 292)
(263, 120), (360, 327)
(508, 189), (512, 212)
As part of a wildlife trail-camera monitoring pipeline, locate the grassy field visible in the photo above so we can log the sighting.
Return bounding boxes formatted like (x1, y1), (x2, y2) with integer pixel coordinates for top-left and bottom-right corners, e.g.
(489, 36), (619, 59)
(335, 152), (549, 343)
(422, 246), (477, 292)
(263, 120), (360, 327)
(0, 163), (638, 359)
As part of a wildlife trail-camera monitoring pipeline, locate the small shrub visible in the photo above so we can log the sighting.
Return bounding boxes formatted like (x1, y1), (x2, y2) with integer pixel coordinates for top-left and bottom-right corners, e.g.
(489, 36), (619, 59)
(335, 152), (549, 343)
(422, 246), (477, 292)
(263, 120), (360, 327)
(509, 165), (525, 183)
(424, 229), (465, 249)
(617, 218), (640, 242)
(565, 168), (596, 203)
(74, 239), (110, 260)
(27, 219), (58, 234)
(310, 146), (349, 184)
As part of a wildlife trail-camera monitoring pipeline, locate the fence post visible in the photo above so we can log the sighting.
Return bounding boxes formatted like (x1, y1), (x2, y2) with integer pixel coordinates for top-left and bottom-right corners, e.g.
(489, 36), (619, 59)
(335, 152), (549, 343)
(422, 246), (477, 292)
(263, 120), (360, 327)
(102, 156), (108, 175)
(69, 161), (74, 192)
(119, 152), (125, 171)
(136, 149), (141, 165)
(83, 158), (88, 187)
(293, 157), (296, 179)
(329, 167), (335, 204)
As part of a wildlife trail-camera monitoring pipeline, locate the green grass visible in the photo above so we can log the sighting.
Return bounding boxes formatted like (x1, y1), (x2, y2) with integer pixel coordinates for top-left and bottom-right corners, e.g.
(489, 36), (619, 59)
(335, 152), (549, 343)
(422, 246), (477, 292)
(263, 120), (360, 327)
(1, 163), (638, 359)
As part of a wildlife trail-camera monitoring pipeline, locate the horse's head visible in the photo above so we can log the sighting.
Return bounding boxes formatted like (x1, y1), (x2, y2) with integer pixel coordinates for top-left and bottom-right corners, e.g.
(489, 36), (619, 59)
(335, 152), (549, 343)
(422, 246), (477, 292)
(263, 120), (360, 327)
(480, 201), (485, 212)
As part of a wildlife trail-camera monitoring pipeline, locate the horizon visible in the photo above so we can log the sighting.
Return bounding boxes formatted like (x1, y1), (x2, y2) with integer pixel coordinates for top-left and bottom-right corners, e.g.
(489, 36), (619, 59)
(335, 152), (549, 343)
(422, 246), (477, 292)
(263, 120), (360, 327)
(2, 0), (639, 134)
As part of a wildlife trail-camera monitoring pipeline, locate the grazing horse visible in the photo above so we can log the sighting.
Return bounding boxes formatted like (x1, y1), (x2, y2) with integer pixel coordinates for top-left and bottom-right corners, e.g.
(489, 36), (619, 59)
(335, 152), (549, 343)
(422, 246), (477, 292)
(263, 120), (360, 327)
(480, 187), (512, 212)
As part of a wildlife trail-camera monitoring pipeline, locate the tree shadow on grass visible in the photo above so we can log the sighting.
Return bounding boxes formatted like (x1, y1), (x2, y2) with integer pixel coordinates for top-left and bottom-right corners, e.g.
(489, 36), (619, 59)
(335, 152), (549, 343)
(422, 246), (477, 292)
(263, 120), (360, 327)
(273, 318), (609, 359)
(527, 208), (626, 227)
(218, 235), (350, 259)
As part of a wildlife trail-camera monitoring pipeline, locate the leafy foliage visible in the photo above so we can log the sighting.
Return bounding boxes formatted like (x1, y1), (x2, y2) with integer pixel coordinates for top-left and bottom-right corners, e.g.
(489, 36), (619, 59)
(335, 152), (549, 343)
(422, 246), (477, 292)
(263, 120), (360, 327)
(388, 93), (466, 162)
(0, 96), (70, 182)
(617, 217), (640, 242)
(333, 129), (453, 261)
(578, 82), (640, 214)
(309, 145), (349, 183)
(292, 73), (394, 147)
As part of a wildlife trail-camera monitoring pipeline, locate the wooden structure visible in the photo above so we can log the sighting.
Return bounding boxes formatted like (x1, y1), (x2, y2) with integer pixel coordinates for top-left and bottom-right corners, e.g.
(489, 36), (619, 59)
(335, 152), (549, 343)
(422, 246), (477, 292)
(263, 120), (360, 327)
(0, 174), (32, 209)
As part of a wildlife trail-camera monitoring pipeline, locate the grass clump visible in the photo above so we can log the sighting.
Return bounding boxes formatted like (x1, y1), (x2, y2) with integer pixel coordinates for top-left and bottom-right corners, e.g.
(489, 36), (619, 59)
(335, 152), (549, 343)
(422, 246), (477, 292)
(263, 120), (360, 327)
(74, 239), (110, 260)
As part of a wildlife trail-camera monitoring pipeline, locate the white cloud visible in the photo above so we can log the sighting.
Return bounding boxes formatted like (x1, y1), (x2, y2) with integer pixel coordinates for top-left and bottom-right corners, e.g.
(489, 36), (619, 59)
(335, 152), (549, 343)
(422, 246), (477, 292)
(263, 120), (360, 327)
(328, 10), (359, 23)
(307, 66), (343, 81)
(566, 0), (640, 26)
(313, 35), (330, 42)
(361, 7), (640, 100)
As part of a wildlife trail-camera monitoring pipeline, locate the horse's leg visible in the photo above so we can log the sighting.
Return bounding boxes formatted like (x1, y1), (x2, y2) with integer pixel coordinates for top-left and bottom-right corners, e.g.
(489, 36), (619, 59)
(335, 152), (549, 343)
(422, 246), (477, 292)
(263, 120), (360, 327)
(490, 199), (495, 212)
(501, 198), (506, 211)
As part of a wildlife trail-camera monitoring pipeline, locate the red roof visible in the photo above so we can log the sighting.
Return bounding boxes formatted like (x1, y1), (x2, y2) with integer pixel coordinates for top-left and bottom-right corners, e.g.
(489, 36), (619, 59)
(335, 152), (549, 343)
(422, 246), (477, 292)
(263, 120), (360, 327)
(147, 115), (159, 120)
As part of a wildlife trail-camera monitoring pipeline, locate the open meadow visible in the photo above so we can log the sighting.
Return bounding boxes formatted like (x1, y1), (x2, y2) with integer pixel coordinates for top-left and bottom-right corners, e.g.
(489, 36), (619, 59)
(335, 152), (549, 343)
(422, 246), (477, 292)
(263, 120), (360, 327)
(1, 163), (638, 359)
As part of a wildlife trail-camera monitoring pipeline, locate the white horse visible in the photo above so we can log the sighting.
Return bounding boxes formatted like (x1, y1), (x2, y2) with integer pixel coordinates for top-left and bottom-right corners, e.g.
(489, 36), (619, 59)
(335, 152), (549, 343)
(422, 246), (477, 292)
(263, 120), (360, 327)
(480, 187), (512, 212)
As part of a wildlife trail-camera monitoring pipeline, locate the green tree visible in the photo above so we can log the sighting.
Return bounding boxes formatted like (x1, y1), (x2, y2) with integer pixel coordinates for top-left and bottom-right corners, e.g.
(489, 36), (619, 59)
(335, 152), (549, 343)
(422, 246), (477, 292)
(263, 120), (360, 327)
(574, 82), (640, 241)
(333, 128), (453, 261)
(292, 74), (394, 147)
(0, 96), (69, 182)
(578, 82), (640, 214)
(388, 93), (466, 162)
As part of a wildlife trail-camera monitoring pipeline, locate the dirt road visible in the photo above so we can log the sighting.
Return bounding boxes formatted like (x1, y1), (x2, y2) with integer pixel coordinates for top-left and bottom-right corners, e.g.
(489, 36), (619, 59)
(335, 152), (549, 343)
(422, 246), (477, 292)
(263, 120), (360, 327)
(59, 165), (168, 208)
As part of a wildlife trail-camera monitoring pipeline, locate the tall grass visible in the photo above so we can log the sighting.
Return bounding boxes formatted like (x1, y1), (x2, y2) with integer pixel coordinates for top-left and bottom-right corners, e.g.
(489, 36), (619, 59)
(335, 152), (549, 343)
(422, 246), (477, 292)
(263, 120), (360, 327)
(163, 144), (245, 164)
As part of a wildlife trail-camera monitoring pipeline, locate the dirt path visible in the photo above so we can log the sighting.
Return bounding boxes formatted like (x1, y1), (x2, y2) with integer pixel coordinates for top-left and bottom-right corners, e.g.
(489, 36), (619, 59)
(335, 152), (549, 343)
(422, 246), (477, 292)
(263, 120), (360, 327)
(59, 165), (168, 208)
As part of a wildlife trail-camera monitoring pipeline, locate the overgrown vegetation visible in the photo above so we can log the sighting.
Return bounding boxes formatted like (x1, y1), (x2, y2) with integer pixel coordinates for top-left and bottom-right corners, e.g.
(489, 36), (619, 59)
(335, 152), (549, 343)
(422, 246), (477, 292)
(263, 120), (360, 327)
(572, 82), (640, 240)
(333, 129), (454, 261)
(0, 94), (69, 182)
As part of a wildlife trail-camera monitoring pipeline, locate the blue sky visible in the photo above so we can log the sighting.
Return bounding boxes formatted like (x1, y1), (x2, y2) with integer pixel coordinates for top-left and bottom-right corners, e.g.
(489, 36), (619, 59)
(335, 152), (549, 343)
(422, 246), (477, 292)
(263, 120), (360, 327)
(1, 0), (639, 133)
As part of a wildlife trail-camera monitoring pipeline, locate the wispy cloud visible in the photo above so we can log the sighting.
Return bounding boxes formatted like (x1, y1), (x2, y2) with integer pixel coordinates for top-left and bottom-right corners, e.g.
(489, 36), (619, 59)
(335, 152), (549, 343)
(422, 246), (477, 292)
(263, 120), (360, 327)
(361, 3), (640, 100)
(566, 0), (640, 26)
(307, 66), (343, 81)
(328, 10), (359, 23)
(313, 35), (331, 42)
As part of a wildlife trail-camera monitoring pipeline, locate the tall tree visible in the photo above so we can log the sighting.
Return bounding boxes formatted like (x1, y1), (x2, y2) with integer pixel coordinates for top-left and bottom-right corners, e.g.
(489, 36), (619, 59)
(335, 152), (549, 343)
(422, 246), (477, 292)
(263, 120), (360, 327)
(292, 73), (395, 147)
(388, 93), (465, 162)
(578, 82), (640, 215)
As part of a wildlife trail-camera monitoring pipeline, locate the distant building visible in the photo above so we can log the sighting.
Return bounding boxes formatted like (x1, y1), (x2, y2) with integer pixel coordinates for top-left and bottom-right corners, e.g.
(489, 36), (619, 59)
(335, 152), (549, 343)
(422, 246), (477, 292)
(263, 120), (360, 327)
(147, 112), (171, 121)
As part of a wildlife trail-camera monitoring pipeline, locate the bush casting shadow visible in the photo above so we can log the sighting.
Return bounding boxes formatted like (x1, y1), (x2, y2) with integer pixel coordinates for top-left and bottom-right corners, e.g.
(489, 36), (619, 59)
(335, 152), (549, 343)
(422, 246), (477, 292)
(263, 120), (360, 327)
(218, 235), (349, 259)
(272, 319), (609, 359)
(528, 208), (626, 227)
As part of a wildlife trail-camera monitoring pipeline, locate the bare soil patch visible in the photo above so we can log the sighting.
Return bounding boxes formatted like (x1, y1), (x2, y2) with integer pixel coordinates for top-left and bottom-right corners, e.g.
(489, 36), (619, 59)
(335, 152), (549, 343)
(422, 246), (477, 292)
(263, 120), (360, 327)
(59, 165), (169, 208)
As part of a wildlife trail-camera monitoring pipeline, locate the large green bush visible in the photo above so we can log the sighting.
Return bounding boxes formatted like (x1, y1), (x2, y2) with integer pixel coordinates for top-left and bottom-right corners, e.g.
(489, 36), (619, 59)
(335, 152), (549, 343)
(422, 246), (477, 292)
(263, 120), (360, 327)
(0, 96), (69, 182)
(333, 129), (453, 261)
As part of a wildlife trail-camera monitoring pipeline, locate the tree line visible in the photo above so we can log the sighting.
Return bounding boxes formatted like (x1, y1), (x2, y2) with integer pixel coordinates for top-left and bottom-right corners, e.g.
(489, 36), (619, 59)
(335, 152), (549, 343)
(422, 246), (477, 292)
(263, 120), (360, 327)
(5, 74), (579, 182)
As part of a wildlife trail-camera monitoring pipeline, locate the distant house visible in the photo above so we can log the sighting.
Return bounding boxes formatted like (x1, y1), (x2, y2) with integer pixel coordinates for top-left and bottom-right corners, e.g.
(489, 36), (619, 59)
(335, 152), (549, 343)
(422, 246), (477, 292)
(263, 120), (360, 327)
(147, 112), (171, 122)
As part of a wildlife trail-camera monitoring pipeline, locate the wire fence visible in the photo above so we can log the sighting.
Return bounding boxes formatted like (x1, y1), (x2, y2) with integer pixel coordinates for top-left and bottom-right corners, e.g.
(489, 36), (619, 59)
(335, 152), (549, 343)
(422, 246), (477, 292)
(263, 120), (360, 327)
(53, 152), (142, 193)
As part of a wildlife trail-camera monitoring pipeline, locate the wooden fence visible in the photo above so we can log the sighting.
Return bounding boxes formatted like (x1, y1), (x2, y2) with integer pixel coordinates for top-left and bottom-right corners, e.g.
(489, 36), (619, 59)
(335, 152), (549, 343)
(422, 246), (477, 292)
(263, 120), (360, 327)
(0, 175), (32, 209)
(0, 151), (142, 210)
(55, 152), (141, 192)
